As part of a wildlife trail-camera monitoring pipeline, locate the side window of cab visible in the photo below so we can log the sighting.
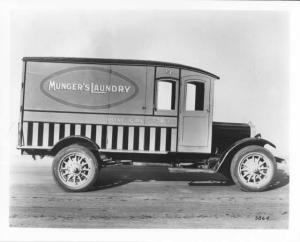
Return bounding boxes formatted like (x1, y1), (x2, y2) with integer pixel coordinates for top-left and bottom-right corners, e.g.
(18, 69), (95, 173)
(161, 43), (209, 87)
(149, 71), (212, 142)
(155, 79), (178, 116)
(185, 81), (205, 111)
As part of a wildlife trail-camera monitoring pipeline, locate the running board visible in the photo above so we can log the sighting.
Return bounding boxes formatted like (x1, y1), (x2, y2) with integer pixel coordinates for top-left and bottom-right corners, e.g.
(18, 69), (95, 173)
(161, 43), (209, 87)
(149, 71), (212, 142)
(168, 167), (216, 174)
(104, 160), (133, 166)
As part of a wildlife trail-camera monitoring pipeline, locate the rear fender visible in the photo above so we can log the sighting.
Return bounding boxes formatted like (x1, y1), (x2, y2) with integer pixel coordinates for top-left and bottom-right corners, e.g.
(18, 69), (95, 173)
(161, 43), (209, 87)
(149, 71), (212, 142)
(216, 137), (276, 172)
(50, 135), (100, 156)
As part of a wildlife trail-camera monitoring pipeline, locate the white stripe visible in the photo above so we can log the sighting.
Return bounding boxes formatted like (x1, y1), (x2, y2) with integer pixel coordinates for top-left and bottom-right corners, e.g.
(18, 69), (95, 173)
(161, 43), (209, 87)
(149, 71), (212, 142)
(128, 127), (134, 150)
(149, 127), (156, 151)
(117, 126), (123, 150)
(171, 128), (177, 151)
(96, 125), (102, 147)
(107, 126), (113, 149)
(160, 128), (166, 151)
(85, 125), (92, 138)
(64, 124), (70, 137)
(53, 123), (60, 144)
(22, 122), (28, 146)
(43, 123), (49, 147)
(32, 122), (39, 146)
(75, 124), (81, 135)
(139, 127), (145, 151)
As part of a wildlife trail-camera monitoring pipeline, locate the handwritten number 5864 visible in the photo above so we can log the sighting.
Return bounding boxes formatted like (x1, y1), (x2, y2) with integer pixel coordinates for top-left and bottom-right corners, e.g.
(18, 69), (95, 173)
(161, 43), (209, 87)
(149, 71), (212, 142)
(255, 216), (269, 220)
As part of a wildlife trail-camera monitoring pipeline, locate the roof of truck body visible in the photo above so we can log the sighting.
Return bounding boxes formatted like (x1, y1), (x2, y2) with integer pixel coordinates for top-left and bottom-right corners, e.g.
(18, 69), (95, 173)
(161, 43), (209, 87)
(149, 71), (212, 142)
(23, 57), (220, 79)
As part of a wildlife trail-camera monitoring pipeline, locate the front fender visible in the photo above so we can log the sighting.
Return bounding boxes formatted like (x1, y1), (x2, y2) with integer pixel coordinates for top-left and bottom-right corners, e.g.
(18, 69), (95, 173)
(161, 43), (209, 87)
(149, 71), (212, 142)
(216, 137), (276, 172)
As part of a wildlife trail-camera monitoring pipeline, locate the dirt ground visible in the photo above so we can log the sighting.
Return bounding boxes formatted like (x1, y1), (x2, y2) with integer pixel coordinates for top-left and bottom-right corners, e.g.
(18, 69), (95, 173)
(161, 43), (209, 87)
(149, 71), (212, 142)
(9, 155), (289, 229)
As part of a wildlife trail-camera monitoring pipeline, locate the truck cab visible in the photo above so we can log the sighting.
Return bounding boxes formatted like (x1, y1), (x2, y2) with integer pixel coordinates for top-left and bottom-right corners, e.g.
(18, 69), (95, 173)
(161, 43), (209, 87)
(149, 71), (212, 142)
(18, 57), (278, 192)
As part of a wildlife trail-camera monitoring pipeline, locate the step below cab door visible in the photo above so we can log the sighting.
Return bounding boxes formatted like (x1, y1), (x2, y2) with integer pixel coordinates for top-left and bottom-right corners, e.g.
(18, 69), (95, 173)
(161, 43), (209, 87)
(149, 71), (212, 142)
(178, 70), (213, 153)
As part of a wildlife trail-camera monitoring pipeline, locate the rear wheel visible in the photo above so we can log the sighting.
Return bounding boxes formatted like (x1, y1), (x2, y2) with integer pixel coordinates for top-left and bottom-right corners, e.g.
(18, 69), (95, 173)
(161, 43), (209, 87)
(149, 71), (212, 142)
(52, 144), (99, 192)
(230, 145), (276, 192)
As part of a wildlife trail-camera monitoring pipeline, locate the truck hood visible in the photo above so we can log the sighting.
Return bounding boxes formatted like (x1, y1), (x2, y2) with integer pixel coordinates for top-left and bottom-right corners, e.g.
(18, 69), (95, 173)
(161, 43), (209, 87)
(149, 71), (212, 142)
(212, 121), (251, 155)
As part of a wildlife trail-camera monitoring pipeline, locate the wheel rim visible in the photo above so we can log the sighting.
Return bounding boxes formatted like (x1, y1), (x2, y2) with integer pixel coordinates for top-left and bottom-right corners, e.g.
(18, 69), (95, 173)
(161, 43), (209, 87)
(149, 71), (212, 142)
(58, 152), (93, 188)
(238, 152), (273, 188)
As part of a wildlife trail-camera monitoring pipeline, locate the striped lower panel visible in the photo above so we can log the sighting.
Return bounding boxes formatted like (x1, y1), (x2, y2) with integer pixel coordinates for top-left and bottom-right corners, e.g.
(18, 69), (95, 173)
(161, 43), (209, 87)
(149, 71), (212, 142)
(21, 121), (177, 152)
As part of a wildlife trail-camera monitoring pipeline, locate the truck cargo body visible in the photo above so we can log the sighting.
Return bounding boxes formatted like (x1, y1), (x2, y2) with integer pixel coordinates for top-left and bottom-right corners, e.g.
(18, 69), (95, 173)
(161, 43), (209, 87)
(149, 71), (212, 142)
(19, 57), (218, 156)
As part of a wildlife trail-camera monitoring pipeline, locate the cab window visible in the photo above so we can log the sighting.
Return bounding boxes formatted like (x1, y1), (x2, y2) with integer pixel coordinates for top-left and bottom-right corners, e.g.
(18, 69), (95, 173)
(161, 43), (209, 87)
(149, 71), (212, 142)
(185, 81), (205, 111)
(155, 79), (178, 116)
(156, 80), (176, 110)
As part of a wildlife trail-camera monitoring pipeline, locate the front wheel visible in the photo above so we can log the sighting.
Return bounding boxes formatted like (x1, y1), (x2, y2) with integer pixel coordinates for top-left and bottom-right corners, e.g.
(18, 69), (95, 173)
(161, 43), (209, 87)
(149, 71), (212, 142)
(52, 144), (99, 192)
(230, 145), (276, 192)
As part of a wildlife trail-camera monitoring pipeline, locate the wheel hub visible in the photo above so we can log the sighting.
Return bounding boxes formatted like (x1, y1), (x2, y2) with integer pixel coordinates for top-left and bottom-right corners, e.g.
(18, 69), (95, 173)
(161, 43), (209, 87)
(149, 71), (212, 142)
(67, 162), (82, 174)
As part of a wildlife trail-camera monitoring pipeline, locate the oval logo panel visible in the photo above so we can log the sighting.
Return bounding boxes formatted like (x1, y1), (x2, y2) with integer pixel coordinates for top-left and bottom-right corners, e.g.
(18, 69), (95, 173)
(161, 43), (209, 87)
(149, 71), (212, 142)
(40, 66), (139, 109)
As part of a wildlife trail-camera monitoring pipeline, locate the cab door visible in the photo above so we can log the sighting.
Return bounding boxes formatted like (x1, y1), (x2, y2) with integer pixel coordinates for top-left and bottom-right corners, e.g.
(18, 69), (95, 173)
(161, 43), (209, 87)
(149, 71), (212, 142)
(178, 70), (213, 153)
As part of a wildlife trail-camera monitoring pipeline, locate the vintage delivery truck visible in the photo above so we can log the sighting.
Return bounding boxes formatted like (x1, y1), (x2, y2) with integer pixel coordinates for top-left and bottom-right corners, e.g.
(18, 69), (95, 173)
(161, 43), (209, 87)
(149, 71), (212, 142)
(18, 57), (279, 192)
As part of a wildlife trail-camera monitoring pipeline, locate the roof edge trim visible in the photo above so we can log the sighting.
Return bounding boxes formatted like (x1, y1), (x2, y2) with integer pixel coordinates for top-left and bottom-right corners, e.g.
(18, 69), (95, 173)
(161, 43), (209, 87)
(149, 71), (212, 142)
(22, 57), (220, 79)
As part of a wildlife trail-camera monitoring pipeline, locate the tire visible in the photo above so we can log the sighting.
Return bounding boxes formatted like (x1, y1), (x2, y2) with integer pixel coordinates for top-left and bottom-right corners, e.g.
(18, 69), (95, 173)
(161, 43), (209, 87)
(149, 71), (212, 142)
(52, 144), (99, 192)
(230, 145), (276, 192)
